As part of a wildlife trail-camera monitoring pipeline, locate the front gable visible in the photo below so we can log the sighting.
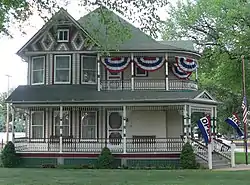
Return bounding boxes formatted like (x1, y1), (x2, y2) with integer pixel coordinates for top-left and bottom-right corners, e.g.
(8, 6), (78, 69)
(194, 90), (217, 102)
(17, 8), (99, 57)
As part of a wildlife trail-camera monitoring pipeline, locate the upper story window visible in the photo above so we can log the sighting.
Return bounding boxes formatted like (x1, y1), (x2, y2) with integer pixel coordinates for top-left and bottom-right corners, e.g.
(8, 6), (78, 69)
(31, 56), (45, 85)
(135, 65), (147, 77)
(54, 55), (71, 84)
(81, 56), (97, 84)
(57, 29), (69, 42)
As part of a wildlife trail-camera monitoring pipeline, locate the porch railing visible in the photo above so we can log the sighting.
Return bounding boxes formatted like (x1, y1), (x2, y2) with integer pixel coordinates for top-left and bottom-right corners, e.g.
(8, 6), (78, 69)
(100, 79), (198, 91)
(14, 137), (183, 153)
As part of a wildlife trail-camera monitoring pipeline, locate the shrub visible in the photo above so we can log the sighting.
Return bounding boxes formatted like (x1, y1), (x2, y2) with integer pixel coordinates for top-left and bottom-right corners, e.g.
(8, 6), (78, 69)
(1, 141), (19, 168)
(96, 147), (114, 169)
(180, 142), (197, 169)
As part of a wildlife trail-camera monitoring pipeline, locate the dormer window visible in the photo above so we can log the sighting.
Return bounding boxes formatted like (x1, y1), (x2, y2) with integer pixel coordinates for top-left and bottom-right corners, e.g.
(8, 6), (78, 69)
(57, 29), (69, 42)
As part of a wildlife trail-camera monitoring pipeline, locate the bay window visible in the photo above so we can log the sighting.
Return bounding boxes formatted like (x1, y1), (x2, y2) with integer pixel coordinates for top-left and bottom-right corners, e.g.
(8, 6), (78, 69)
(31, 56), (45, 85)
(31, 111), (44, 138)
(80, 111), (97, 139)
(81, 56), (97, 84)
(54, 55), (71, 84)
(54, 111), (70, 136)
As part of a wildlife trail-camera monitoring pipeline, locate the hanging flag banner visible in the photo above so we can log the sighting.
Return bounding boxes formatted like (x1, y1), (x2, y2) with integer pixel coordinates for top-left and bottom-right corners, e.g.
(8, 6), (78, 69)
(175, 56), (198, 73)
(134, 57), (165, 71)
(172, 63), (192, 79)
(197, 116), (211, 144)
(225, 113), (244, 137)
(101, 57), (131, 72)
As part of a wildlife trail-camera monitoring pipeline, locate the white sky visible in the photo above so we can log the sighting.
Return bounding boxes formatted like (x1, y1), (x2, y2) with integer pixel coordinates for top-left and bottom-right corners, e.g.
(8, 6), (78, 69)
(0, 1), (175, 93)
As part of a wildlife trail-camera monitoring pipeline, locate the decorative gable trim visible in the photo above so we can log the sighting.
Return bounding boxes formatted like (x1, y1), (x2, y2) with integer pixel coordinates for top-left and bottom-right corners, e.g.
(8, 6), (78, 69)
(17, 8), (100, 57)
(72, 31), (85, 50)
(194, 90), (216, 102)
(41, 32), (55, 51)
(56, 43), (69, 51)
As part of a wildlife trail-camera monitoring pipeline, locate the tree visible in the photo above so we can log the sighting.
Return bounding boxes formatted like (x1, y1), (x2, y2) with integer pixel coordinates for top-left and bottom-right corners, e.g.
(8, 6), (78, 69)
(162, 0), (250, 135)
(1, 0), (168, 39)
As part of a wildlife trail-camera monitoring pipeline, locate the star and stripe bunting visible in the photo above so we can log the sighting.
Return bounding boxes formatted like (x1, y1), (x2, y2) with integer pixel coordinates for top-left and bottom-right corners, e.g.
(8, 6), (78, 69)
(172, 63), (192, 79)
(175, 56), (198, 72)
(133, 57), (165, 71)
(101, 57), (131, 72)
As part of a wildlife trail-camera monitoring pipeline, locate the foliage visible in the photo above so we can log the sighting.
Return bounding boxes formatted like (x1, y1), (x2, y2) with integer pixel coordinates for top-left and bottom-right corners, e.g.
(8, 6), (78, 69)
(162, 0), (250, 135)
(96, 147), (114, 169)
(1, 141), (19, 168)
(180, 142), (197, 169)
(1, 0), (168, 40)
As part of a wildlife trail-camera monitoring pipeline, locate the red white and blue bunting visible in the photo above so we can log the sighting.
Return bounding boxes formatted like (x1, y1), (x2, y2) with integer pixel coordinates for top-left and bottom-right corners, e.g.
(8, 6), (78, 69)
(172, 63), (191, 79)
(134, 57), (165, 71)
(101, 57), (131, 72)
(175, 56), (197, 73)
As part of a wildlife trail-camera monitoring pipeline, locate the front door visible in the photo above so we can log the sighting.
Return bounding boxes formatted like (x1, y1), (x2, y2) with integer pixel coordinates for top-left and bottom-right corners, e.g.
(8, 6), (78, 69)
(107, 111), (122, 146)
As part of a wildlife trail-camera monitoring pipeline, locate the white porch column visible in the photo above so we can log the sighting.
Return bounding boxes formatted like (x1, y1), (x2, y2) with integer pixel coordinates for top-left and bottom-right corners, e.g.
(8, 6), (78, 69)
(131, 53), (134, 91)
(208, 142), (213, 169)
(183, 104), (188, 142)
(59, 105), (63, 153)
(123, 105), (127, 153)
(214, 106), (217, 135)
(165, 53), (169, 91)
(231, 142), (236, 167)
(11, 106), (15, 144)
(195, 68), (198, 82)
(187, 105), (191, 139)
(97, 53), (101, 91)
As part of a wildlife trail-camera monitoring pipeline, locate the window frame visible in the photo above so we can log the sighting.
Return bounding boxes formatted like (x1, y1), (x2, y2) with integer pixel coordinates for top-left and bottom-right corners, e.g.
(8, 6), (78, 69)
(80, 111), (98, 141)
(30, 111), (44, 139)
(31, 56), (45, 85)
(53, 110), (71, 137)
(81, 55), (97, 84)
(53, 54), (72, 84)
(107, 71), (122, 80)
(57, 29), (69, 42)
(134, 65), (148, 77)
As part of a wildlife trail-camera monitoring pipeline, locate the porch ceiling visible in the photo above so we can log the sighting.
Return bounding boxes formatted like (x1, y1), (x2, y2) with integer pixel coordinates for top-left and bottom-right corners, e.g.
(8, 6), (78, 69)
(6, 84), (218, 105)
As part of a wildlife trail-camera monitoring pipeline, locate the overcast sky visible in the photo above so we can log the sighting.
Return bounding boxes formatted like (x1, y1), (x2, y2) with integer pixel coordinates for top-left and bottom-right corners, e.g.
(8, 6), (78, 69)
(0, 1), (174, 93)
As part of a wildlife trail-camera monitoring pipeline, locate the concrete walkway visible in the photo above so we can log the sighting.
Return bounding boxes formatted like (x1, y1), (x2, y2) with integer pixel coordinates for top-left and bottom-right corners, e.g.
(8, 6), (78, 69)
(214, 164), (250, 171)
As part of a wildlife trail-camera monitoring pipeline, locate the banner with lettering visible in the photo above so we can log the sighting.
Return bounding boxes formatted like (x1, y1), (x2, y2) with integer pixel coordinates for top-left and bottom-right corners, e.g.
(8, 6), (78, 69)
(197, 116), (211, 144)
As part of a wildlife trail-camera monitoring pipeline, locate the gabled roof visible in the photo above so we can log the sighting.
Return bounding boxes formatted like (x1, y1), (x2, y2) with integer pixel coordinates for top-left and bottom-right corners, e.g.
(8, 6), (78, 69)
(6, 84), (218, 105)
(158, 40), (196, 52)
(17, 8), (99, 57)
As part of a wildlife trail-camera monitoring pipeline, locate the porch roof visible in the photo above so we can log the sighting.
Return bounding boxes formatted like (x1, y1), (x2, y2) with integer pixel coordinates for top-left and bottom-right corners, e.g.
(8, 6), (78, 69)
(6, 84), (218, 105)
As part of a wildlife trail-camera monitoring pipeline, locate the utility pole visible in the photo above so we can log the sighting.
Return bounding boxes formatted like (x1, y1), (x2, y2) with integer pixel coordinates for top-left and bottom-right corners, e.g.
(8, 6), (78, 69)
(5, 74), (11, 143)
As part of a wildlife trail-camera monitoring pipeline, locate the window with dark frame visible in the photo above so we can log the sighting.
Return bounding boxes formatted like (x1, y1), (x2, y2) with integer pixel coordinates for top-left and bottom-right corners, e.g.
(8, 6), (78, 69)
(135, 65), (147, 77)
(80, 111), (97, 139)
(31, 111), (44, 139)
(81, 56), (97, 84)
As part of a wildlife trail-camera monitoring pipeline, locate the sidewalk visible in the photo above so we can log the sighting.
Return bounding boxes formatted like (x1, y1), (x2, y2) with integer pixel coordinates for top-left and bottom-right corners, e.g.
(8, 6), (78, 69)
(214, 164), (250, 171)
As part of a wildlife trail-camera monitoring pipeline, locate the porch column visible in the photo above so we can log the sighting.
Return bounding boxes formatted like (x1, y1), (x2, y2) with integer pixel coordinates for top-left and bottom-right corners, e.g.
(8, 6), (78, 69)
(165, 53), (169, 91)
(59, 105), (63, 153)
(183, 104), (188, 142)
(195, 68), (198, 82)
(123, 105), (127, 153)
(11, 106), (15, 144)
(97, 53), (101, 91)
(131, 53), (134, 91)
(187, 105), (191, 139)
(214, 106), (217, 135)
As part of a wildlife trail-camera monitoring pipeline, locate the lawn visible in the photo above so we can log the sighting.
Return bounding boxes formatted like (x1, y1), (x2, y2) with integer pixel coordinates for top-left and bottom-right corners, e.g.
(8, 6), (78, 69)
(0, 168), (249, 185)
(235, 152), (250, 164)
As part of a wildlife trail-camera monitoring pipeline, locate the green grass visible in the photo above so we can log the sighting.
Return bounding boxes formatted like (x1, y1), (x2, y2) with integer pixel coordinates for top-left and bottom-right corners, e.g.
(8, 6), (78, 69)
(235, 152), (250, 164)
(0, 168), (249, 185)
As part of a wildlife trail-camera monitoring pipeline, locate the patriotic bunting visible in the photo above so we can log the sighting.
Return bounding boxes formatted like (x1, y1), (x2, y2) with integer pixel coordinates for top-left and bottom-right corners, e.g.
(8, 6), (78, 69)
(101, 57), (131, 72)
(197, 116), (211, 144)
(225, 113), (244, 137)
(172, 63), (192, 79)
(175, 56), (198, 72)
(133, 57), (165, 71)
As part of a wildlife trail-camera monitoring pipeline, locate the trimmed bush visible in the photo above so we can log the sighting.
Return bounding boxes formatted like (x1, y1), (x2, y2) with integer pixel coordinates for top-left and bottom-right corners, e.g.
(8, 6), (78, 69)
(96, 147), (114, 169)
(1, 141), (19, 168)
(180, 142), (197, 169)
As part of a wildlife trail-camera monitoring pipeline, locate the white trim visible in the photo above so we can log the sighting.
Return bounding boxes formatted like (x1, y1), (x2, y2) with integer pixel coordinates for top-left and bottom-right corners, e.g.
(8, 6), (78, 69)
(31, 56), (45, 85)
(30, 111), (44, 139)
(53, 55), (71, 84)
(107, 111), (123, 146)
(57, 29), (69, 42)
(53, 110), (71, 136)
(81, 55), (97, 84)
(194, 90), (215, 101)
(107, 71), (121, 80)
(80, 111), (98, 141)
(134, 65), (147, 77)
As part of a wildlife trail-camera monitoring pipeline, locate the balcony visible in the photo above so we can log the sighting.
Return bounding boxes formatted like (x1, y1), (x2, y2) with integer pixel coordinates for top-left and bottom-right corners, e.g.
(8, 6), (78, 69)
(100, 79), (198, 91)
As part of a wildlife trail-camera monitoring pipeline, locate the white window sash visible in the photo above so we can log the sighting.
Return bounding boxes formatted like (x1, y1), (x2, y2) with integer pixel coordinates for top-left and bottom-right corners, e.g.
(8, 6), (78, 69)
(54, 55), (71, 84)
(53, 111), (71, 136)
(30, 111), (44, 139)
(57, 29), (69, 42)
(81, 56), (97, 84)
(80, 111), (97, 141)
(107, 71), (121, 80)
(31, 56), (45, 85)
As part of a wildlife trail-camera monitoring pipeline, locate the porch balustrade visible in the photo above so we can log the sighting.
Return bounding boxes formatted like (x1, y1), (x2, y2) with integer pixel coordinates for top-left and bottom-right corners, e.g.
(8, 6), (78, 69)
(14, 137), (183, 153)
(100, 79), (198, 91)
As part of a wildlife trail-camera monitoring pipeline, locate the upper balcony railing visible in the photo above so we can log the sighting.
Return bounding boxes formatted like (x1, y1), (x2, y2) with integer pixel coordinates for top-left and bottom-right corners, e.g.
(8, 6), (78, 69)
(100, 79), (198, 91)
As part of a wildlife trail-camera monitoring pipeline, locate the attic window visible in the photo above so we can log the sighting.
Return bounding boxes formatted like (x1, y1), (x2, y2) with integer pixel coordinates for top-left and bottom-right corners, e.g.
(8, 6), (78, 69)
(57, 29), (69, 42)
